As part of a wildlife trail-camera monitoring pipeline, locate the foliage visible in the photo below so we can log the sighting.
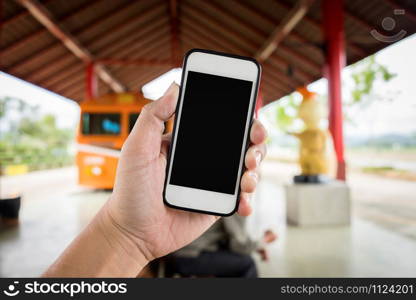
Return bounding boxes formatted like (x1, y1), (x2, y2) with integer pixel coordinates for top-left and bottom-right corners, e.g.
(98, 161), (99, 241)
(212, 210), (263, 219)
(0, 96), (74, 171)
(267, 55), (396, 132)
(274, 94), (300, 131)
(350, 55), (396, 105)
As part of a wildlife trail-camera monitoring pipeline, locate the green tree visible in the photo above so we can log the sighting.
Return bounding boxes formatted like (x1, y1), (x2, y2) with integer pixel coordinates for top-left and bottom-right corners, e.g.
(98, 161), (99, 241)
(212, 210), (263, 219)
(275, 94), (298, 130)
(0, 96), (74, 171)
(350, 55), (396, 105)
(267, 55), (396, 132)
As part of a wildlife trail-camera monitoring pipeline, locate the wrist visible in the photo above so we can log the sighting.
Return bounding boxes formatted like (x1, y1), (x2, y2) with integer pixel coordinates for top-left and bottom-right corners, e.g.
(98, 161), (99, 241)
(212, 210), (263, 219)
(97, 203), (150, 276)
(43, 202), (149, 277)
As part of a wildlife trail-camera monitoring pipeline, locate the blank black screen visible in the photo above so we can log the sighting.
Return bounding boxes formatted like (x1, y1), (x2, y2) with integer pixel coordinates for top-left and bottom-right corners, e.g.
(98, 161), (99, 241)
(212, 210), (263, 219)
(170, 71), (253, 194)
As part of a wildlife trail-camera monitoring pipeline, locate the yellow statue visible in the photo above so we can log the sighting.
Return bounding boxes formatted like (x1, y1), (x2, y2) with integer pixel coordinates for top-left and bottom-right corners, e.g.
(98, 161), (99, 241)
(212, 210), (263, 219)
(290, 87), (331, 183)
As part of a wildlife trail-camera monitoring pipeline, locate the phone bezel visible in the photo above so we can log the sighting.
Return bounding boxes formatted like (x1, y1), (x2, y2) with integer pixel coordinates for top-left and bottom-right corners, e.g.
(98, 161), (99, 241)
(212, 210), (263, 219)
(163, 49), (261, 216)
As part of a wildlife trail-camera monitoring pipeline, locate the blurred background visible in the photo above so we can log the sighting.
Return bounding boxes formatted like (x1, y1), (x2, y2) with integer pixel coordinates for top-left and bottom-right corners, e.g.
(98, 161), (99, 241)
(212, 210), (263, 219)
(1, 0), (416, 277)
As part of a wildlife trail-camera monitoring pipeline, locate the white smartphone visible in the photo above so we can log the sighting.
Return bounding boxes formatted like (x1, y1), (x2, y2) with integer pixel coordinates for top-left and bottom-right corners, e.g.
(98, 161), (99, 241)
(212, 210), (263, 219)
(163, 49), (261, 216)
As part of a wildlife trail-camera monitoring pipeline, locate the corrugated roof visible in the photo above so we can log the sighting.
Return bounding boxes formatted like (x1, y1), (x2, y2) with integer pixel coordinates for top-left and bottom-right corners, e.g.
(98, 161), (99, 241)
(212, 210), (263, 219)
(1, 0), (416, 105)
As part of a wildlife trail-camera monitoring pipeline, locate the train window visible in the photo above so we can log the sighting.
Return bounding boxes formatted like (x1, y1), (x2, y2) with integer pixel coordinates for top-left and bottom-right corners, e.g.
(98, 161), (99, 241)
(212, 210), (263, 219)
(129, 113), (140, 133)
(82, 113), (121, 135)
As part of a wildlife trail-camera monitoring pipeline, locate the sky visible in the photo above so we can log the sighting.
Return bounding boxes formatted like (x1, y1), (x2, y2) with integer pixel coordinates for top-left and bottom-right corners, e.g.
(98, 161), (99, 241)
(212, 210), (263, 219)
(0, 34), (415, 137)
(0, 72), (80, 129)
(308, 34), (416, 137)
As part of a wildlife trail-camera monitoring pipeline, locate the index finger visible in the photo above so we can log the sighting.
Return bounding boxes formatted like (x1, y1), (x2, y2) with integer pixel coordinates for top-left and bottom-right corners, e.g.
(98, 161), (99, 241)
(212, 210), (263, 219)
(250, 119), (267, 145)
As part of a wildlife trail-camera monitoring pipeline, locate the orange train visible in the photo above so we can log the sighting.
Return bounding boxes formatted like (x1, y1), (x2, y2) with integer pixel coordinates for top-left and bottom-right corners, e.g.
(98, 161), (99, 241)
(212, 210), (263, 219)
(76, 92), (173, 189)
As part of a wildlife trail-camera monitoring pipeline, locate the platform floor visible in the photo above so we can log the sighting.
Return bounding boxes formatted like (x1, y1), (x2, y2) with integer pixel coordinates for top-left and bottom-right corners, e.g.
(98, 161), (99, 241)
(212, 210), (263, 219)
(1, 162), (416, 277)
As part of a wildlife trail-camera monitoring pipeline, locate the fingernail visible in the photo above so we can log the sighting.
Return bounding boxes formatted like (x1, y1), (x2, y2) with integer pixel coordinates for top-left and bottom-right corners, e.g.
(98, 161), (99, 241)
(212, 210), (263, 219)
(249, 172), (258, 182)
(255, 151), (262, 166)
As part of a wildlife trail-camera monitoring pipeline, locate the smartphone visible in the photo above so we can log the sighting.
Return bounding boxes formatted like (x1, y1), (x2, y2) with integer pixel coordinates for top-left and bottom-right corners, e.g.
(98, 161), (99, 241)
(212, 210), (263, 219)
(163, 49), (261, 216)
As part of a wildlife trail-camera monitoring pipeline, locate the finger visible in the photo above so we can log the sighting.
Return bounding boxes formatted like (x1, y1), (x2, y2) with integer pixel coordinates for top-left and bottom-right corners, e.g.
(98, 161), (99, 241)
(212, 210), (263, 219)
(123, 83), (179, 156)
(160, 133), (172, 157)
(141, 83), (179, 124)
(240, 170), (258, 194)
(250, 119), (267, 145)
(237, 192), (252, 216)
(245, 143), (267, 170)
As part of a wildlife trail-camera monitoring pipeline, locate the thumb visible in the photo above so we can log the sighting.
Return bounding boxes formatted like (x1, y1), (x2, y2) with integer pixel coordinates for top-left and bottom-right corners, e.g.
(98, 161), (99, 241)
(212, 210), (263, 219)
(123, 83), (179, 158)
(141, 82), (179, 123)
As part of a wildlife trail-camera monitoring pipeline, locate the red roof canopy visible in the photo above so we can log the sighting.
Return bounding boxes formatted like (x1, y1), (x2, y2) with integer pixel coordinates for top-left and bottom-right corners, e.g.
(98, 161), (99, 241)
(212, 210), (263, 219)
(2, 0), (415, 105)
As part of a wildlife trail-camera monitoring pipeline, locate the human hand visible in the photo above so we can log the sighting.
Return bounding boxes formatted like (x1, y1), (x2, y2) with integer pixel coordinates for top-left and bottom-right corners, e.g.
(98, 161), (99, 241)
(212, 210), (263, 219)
(263, 230), (278, 244)
(257, 248), (269, 261)
(105, 83), (267, 268)
(256, 230), (277, 262)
